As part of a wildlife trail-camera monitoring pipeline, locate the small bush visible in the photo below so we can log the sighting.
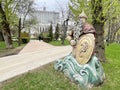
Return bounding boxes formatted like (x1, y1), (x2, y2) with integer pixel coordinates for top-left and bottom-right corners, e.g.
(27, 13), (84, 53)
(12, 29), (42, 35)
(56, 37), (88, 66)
(20, 32), (30, 44)
(21, 37), (29, 44)
(49, 39), (69, 46)
(38, 31), (51, 42)
(43, 37), (51, 42)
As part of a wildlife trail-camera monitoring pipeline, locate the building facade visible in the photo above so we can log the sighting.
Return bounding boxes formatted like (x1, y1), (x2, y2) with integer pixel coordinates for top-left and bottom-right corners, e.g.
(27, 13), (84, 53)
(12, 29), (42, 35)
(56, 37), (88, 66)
(30, 8), (59, 37)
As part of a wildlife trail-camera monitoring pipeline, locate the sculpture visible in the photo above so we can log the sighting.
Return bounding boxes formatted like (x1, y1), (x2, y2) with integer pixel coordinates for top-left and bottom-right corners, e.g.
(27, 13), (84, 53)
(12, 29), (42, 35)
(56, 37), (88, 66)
(54, 11), (105, 90)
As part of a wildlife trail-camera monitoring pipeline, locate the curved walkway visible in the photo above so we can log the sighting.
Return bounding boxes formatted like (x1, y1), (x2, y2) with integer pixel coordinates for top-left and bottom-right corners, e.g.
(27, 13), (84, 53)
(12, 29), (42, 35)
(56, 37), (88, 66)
(0, 40), (72, 83)
(19, 40), (54, 54)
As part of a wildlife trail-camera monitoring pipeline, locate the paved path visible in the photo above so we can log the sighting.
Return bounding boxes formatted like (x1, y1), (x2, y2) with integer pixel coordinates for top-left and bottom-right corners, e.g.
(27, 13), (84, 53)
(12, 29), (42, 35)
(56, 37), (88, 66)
(19, 40), (54, 54)
(0, 40), (72, 82)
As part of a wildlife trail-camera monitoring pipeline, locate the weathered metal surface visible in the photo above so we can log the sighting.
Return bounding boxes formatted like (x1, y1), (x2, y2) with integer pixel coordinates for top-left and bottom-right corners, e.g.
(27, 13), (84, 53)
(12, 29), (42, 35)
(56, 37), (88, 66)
(76, 34), (95, 64)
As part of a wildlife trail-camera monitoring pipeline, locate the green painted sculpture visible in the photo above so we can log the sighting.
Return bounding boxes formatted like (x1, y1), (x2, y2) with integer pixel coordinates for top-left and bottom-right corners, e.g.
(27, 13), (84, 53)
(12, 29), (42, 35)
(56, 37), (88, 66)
(54, 55), (105, 90)
(54, 11), (105, 90)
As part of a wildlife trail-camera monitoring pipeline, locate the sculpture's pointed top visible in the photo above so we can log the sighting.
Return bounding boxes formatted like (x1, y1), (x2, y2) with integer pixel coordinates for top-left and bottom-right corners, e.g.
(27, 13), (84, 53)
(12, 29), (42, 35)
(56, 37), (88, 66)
(79, 10), (87, 19)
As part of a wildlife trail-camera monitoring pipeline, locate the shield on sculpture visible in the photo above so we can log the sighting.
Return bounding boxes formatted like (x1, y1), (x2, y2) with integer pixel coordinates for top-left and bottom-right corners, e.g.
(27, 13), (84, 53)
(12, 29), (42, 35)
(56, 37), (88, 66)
(76, 34), (95, 64)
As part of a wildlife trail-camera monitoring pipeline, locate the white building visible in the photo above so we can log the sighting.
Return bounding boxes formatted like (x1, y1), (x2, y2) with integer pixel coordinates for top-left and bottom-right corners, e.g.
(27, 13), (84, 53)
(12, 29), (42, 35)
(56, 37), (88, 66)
(30, 8), (59, 36)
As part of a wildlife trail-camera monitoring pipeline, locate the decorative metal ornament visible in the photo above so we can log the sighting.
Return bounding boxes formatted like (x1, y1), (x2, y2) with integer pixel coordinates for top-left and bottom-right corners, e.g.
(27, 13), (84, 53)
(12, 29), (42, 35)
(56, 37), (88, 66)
(76, 34), (95, 64)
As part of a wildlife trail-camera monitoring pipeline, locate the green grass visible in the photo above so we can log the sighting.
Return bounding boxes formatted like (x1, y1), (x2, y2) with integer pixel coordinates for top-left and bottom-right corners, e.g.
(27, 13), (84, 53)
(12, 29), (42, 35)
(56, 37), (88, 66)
(0, 43), (120, 90)
(0, 41), (18, 55)
(92, 43), (120, 90)
(0, 41), (18, 49)
(0, 63), (78, 90)
(49, 40), (69, 46)
(0, 41), (25, 56)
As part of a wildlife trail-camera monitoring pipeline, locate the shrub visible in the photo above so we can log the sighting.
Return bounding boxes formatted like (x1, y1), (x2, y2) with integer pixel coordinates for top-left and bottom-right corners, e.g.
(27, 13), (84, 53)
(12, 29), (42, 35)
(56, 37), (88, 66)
(20, 32), (30, 44)
(39, 31), (51, 42)
(48, 24), (53, 41)
(54, 23), (59, 40)
(21, 37), (29, 44)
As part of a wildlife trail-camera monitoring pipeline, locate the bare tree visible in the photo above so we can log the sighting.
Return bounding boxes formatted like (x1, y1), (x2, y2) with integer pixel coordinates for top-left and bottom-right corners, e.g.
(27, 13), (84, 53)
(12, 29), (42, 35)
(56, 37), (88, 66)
(107, 17), (120, 44)
(55, 0), (69, 44)
(106, 1), (120, 45)
(14, 0), (35, 46)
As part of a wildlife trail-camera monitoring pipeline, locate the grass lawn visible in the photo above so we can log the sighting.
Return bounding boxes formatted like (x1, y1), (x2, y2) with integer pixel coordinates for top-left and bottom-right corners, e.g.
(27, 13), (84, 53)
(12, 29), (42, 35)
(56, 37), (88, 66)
(0, 41), (25, 57)
(93, 43), (120, 90)
(49, 40), (69, 46)
(0, 43), (120, 90)
(0, 41), (18, 49)
(0, 63), (79, 90)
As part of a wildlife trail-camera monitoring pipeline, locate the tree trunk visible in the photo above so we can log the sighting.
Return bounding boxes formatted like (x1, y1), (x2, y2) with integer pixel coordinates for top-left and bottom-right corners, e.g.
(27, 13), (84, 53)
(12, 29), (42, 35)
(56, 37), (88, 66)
(109, 20), (119, 43)
(117, 34), (120, 44)
(2, 25), (13, 48)
(61, 29), (65, 45)
(0, 32), (4, 41)
(111, 32), (116, 43)
(91, 0), (106, 62)
(18, 18), (21, 46)
(0, 2), (13, 48)
(107, 19), (111, 46)
(94, 23), (106, 61)
(2, 31), (13, 48)
(61, 23), (65, 45)
(61, 19), (68, 45)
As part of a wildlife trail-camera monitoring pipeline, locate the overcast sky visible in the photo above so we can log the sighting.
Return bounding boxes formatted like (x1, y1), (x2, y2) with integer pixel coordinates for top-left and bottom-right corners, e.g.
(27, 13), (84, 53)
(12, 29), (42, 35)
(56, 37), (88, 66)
(34, 0), (69, 12)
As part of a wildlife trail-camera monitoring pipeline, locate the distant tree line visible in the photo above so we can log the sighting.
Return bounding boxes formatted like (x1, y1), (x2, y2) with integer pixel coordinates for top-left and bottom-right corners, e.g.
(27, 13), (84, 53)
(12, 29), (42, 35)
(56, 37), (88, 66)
(39, 23), (60, 42)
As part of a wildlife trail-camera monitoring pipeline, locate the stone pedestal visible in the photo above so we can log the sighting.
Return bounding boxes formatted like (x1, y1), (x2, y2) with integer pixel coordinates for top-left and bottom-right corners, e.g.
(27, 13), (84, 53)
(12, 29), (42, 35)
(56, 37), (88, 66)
(54, 55), (105, 90)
